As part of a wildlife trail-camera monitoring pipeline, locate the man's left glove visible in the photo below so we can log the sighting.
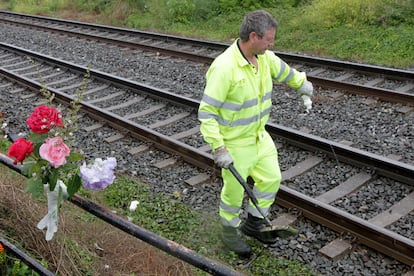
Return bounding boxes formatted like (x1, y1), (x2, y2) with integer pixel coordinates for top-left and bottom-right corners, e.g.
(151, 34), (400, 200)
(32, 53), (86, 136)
(213, 146), (233, 168)
(298, 80), (313, 97)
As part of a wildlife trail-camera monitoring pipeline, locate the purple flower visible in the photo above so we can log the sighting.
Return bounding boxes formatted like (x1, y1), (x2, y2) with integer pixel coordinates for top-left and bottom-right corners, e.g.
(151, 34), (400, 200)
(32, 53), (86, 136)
(80, 157), (117, 190)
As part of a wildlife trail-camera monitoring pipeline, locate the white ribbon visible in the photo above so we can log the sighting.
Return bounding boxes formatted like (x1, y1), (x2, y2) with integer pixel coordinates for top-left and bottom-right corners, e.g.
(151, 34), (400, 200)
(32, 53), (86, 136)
(37, 180), (68, 241)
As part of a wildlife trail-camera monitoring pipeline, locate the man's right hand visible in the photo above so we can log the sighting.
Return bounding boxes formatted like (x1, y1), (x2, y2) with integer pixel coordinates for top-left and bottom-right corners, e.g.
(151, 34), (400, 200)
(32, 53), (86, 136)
(213, 146), (233, 168)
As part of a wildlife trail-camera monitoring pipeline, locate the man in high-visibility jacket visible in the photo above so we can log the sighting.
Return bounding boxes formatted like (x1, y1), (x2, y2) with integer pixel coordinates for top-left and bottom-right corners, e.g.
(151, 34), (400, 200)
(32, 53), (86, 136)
(198, 10), (314, 257)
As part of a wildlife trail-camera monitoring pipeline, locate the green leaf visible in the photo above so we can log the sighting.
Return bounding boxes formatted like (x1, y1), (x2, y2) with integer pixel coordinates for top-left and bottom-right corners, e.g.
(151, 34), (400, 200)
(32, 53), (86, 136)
(67, 152), (84, 162)
(24, 177), (44, 198)
(27, 133), (48, 143)
(48, 169), (58, 190)
(58, 187), (64, 208)
(32, 143), (42, 159)
(21, 161), (36, 177)
(67, 174), (82, 197)
(62, 163), (78, 170)
(28, 160), (47, 178)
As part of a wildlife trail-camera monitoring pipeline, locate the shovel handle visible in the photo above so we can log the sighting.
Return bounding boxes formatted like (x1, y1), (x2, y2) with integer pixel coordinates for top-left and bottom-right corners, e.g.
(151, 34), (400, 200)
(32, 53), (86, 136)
(228, 164), (272, 226)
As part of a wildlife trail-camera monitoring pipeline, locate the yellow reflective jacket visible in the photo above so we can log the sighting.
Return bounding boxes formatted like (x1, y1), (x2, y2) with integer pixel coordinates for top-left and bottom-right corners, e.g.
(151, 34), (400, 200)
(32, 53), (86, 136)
(198, 39), (307, 150)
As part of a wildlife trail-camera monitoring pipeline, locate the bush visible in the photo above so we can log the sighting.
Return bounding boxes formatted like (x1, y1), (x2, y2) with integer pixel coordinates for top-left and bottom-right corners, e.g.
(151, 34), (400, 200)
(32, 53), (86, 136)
(378, 0), (414, 26)
(166, 0), (195, 23)
(290, 0), (412, 30)
(193, 0), (221, 20)
(74, 0), (111, 13)
(8, 0), (65, 13)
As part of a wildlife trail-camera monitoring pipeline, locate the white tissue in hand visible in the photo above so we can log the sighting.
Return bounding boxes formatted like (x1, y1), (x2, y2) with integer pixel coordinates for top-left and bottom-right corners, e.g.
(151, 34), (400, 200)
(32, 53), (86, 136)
(301, 95), (312, 112)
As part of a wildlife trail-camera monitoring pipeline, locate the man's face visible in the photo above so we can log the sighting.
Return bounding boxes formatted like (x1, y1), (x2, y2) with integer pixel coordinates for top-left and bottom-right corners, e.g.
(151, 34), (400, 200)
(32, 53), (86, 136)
(252, 28), (275, 55)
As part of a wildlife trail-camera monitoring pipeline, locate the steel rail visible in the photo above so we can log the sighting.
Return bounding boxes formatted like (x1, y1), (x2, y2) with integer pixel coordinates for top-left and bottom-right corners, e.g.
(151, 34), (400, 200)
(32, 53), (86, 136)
(2, 14), (413, 105)
(0, 10), (226, 49)
(5, 38), (413, 110)
(0, 43), (201, 109)
(276, 52), (414, 80)
(0, 43), (211, 170)
(0, 67), (213, 172)
(277, 186), (414, 266)
(1, 10), (413, 81)
(0, 235), (55, 276)
(0, 17), (214, 64)
(0, 154), (242, 276)
(267, 124), (414, 185)
(307, 76), (414, 105)
(2, 13), (414, 106)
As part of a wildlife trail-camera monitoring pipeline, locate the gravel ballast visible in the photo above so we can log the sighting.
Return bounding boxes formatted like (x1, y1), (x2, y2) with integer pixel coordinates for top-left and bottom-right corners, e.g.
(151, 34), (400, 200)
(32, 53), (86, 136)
(1, 23), (413, 275)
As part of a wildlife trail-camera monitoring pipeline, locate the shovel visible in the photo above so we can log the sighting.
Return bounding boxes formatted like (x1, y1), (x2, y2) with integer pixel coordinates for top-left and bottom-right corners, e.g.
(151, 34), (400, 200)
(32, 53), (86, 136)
(228, 163), (298, 241)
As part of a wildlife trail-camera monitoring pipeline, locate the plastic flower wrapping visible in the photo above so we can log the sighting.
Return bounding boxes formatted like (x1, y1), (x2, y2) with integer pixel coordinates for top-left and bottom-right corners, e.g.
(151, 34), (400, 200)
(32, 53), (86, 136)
(7, 102), (117, 241)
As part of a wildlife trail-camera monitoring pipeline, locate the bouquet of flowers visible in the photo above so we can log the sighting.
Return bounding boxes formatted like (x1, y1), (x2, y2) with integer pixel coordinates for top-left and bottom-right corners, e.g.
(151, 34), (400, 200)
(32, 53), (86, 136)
(7, 102), (117, 241)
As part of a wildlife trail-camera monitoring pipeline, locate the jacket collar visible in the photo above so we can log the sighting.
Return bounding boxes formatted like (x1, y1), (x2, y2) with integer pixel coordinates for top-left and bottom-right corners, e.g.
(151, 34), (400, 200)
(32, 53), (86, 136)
(233, 39), (250, 68)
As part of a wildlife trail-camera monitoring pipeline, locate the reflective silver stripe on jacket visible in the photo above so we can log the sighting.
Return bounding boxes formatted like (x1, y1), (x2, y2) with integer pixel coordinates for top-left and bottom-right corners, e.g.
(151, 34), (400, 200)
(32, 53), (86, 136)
(201, 93), (258, 110)
(198, 107), (270, 127)
(274, 60), (294, 83)
(198, 92), (272, 127)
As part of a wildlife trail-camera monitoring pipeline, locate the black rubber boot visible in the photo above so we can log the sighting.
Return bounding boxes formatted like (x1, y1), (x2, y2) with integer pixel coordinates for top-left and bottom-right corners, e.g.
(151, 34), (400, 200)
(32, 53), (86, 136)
(221, 226), (252, 258)
(240, 214), (279, 244)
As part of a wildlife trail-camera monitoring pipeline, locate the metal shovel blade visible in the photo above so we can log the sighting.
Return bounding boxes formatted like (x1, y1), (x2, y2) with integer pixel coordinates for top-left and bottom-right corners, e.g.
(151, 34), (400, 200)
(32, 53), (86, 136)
(260, 225), (299, 239)
(228, 164), (298, 241)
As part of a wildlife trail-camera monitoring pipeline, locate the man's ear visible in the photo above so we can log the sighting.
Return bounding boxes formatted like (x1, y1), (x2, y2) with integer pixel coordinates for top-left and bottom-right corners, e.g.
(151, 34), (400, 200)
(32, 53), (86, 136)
(249, 32), (257, 41)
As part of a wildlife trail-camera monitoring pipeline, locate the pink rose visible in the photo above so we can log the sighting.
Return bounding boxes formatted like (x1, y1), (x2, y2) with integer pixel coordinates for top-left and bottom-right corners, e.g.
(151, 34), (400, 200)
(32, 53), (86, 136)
(39, 137), (70, 168)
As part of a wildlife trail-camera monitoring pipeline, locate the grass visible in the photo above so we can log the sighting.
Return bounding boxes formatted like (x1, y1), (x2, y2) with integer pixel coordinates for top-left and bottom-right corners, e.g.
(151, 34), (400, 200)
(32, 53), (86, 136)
(275, 24), (414, 68)
(95, 175), (314, 275)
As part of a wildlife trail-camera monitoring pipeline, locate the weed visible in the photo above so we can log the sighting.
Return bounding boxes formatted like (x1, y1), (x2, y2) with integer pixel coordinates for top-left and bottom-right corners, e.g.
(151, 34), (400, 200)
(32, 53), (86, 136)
(103, 176), (314, 275)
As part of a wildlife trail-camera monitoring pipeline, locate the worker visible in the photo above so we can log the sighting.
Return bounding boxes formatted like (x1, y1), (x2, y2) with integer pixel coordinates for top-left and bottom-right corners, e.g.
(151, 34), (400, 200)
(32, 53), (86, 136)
(197, 10), (314, 257)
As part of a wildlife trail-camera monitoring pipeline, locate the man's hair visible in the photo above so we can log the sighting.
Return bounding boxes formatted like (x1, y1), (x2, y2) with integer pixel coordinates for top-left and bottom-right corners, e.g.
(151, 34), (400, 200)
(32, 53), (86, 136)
(239, 10), (278, 42)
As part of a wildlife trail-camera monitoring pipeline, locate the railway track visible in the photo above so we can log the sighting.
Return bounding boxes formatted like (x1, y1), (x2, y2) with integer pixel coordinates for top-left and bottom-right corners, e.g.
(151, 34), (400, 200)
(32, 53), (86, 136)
(1, 41), (413, 274)
(1, 10), (414, 165)
(0, 10), (414, 106)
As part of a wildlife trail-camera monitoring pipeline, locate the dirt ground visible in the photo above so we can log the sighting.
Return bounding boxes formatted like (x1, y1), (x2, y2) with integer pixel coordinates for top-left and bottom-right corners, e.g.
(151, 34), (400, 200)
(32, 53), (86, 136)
(0, 167), (196, 275)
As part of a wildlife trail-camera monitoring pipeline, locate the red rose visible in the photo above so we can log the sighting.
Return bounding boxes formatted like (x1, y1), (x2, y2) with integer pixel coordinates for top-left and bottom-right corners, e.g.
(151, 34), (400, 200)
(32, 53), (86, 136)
(7, 138), (34, 164)
(26, 105), (64, 134)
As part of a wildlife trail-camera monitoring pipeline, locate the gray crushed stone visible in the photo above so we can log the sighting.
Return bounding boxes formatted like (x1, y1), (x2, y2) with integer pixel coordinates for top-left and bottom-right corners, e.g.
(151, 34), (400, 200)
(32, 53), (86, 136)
(0, 23), (412, 275)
